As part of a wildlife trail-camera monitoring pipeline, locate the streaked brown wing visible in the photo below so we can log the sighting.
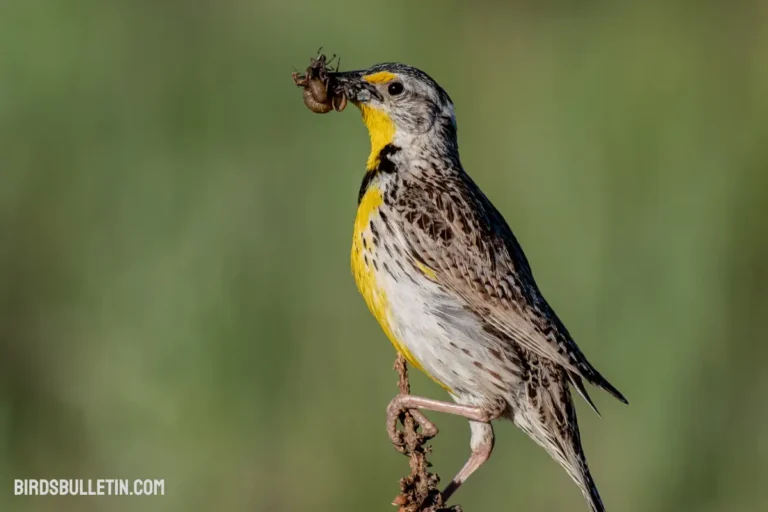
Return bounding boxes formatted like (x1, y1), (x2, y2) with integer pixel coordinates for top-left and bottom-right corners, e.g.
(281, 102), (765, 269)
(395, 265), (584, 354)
(398, 173), (627, 404)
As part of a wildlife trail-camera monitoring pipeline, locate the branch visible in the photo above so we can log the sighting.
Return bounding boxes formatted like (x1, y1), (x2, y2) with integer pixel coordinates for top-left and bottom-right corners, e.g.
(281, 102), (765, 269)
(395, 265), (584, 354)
(390, 354), (463, 512)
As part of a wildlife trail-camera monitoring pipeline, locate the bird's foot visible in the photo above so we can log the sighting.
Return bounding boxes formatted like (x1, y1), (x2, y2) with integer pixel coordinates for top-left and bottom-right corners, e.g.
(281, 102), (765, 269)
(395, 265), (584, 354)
(387, 394), (440, 454)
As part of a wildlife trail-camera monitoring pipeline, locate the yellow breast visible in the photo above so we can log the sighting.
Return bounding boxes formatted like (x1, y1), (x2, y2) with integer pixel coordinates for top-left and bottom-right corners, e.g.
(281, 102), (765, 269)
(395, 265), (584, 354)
(351, 185), (427, 374)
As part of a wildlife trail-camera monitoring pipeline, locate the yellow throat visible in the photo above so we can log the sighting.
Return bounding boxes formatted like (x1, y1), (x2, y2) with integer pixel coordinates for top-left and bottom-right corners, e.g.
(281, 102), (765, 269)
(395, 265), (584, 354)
(359, 71), (397, 170)
(359, 104), (395, 170)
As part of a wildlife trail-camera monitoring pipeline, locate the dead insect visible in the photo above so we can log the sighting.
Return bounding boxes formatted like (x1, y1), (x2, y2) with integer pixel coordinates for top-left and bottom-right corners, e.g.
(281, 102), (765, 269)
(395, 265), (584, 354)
(306, 75), (329, 104)
(302, 80), (334, 113)
(292, 52), (348, 114)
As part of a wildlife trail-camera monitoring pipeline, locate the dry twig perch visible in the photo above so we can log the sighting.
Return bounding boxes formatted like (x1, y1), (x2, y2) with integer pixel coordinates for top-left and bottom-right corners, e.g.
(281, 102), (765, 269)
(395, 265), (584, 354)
(391, 354), (462, 512)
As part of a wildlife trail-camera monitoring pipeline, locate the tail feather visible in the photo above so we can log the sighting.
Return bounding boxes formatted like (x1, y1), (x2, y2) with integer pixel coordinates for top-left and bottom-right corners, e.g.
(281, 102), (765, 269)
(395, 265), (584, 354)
(511, 366), (608, 512)
(580, 464), (606, 512)
(568, 376), (606, 512)
(560, 395), (606, 512)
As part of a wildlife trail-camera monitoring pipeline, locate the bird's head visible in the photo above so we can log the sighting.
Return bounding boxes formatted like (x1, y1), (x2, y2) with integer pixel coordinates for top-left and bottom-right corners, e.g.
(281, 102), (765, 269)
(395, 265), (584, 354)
(331, 63), (458, 170)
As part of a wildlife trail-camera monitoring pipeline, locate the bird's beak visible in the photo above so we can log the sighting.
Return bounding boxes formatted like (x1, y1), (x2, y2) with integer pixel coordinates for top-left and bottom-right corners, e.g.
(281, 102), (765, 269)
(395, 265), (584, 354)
(329, 70), (382, 104)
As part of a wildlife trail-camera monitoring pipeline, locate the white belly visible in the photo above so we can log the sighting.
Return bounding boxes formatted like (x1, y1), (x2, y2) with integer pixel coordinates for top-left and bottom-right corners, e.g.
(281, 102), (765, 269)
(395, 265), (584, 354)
(377, 255), (521, 407)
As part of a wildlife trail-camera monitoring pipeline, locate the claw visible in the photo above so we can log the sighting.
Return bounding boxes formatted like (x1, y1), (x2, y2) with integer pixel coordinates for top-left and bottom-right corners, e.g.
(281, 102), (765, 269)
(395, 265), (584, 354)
(387, 422), (407, 454)
(387, 397), (409, 453)
(387, 394), (441, 455)
(410, 409), (439, 439)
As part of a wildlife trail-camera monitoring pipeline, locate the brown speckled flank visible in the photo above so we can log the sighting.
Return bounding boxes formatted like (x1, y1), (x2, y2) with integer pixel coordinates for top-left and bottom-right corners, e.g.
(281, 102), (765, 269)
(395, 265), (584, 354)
(331, 62), (626, 512)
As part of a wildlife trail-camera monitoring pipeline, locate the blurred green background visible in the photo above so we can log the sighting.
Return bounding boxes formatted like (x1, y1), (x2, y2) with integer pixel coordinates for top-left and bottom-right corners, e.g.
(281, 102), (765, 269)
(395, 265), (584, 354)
(1, 1), (767, 511)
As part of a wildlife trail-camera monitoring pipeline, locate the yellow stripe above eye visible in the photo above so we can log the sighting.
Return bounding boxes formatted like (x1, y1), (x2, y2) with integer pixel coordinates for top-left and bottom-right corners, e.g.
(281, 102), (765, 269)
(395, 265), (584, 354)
(363, 71), (397, 84)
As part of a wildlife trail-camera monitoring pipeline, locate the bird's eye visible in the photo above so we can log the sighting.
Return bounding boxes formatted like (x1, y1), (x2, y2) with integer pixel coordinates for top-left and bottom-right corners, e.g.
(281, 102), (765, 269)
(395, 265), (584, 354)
(388, 82), (404, 96)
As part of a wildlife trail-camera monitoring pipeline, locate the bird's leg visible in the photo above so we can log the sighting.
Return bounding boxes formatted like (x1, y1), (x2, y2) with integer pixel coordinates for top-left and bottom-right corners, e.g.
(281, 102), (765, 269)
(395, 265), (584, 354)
(441, 421), (495, 502)
(386, 394), (503, 452)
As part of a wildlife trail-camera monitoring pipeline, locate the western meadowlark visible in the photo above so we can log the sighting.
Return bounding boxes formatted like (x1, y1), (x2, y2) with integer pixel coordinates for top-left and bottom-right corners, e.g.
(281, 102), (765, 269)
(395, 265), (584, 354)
(317, 62), (627, 512)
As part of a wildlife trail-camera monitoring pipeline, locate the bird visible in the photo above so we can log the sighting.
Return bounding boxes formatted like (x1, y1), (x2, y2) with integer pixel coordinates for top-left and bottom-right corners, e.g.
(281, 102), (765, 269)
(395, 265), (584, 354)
(325, 62), (627, 512)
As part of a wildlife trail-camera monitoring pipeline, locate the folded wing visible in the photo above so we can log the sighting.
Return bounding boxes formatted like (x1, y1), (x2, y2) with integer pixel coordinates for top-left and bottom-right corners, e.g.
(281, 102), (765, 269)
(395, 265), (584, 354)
(399, 174), (627, 405)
